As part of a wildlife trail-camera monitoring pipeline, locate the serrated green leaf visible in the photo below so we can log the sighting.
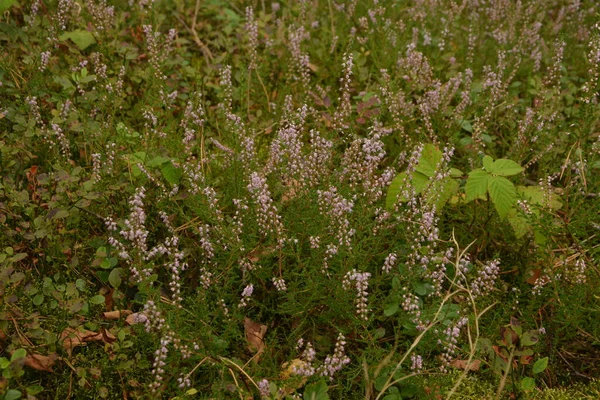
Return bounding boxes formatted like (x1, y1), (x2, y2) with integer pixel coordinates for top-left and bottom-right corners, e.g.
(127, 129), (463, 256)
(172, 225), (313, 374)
(385, 172), (428, 209)
(147, 156), (171, 167)
(59, 30), (96, 50)
(465, 170), (490, 202)
(413, 281), (435, 296)
(161, 161), (182, 184)
(428, 177), (459, 209)
(415, 144), (443, 177)
(488, 176), (516, 220)
(532, 357), (548, 374)
(483, 155), (494, 172)
(507, 209), (530, 238)
(449, 168), (463, 177)
(89, 295), (105, 305)
(517, 186), (562, 210)
(491, 159), (524, 176)
(304, 379), (329, 400)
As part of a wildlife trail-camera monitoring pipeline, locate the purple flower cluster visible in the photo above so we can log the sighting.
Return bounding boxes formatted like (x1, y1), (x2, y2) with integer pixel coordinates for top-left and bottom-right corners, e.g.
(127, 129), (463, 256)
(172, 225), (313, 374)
(343, 269), (371, 320)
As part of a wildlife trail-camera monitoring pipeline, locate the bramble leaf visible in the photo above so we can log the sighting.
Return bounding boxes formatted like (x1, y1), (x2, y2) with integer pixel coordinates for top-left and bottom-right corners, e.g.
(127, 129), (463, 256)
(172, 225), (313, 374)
(385, 172), (428, 210)
(483, 155), (494, 172)
(415, 144), (443, 177)
(59, 30), (97, 51)
(465, 170), (490, 202)
(488, 176), (516, 220)
(491, 158), (524, 177)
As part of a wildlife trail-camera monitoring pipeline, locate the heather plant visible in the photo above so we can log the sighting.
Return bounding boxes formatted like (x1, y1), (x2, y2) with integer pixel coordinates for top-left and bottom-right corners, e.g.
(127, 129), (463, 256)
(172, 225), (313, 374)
(1, 0), (600, 399)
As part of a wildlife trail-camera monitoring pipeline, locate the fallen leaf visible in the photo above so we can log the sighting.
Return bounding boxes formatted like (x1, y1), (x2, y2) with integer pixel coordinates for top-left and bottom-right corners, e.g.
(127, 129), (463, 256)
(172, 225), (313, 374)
(24, 353), (58, 372)
(60, 327), (117, 356)
(103, 310), (133, 320)
(526, 268), (542, 285)
(279, 359), (309, 394)
(449, 359), (481, 371)
(125, 312), (148, 326)
(244, 317), (267, 362)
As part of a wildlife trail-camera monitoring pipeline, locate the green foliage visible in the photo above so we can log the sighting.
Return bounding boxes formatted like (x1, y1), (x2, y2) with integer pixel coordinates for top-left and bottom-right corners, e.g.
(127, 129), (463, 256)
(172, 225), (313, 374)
(1, 0), (599, 399)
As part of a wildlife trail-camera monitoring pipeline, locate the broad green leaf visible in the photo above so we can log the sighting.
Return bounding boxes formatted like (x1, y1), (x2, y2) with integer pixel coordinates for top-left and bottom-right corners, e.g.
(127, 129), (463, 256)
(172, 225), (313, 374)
(520, 331), (539, 347)
(384, 303), (399, 317)
(517, 186), (562, 210)
(521, 377), (535, 391)
(59, 30), (96, 50)
(465, 170), (490, 202)
(185, 388), (198, 395)
(488, 176), (516, 220)
(0, 0), (16, 13)
(415, 144), (443, 177)
(385, 172), (428, 209)
(428, 177), (459, 209)
(483, 155), (494, 172)
(147, 156), (171, 167)
(304, 379), (330, 400)
(532, 357), (548, 374)
(89, 295), (105, 305)
(4, 389), (22, 400)
(108, 268), (123, 288)
(413, 281), (435, 296)
(491, 159), (524, 176)
(449, 167), (463, 177)
(26, 385), (44, 395)
(0, 357), (10, 369)
(32, 294), (44, 306)
(506, 209), (530, 238)
(11, 348), (27, 362)
(382, 394), (401, 400)
(161, 162), (182, 184)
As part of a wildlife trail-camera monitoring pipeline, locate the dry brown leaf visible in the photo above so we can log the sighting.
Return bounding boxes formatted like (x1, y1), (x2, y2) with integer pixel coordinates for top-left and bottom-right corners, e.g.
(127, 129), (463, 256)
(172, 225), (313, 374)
(103, 310), (133, 320)
(247, 246), (275, 263)
(24, 353), (58, 372)
(125, 312), (147, 325)
(244, 317), (267, 362)
(61, 327), (116, 356)
(279, 359), (309, 395)
(449, 359), (481, 371)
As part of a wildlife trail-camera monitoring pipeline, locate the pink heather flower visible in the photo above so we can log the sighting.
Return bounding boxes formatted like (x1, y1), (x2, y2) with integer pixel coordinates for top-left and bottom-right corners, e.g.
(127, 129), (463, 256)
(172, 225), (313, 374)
(317, 333), (351, 380)
(239, 284), (254, 308)
(471, 259), (500, 298)
(258, 379), (270, 397)
(343, 269), (371, 320)
(383, 252), (397, 274)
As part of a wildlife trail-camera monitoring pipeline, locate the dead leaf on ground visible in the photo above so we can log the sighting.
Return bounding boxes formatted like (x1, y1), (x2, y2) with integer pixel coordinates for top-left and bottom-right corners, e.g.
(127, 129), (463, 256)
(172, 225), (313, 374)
(103, 310), (133, 320)
(244, 317), (267, 362)
(449, 359), (481, 371)
(125, 312), (147, 325)
(61, 327), (117, 357)
(24, 352), (58, 372)
(279, 359), (309, 395)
